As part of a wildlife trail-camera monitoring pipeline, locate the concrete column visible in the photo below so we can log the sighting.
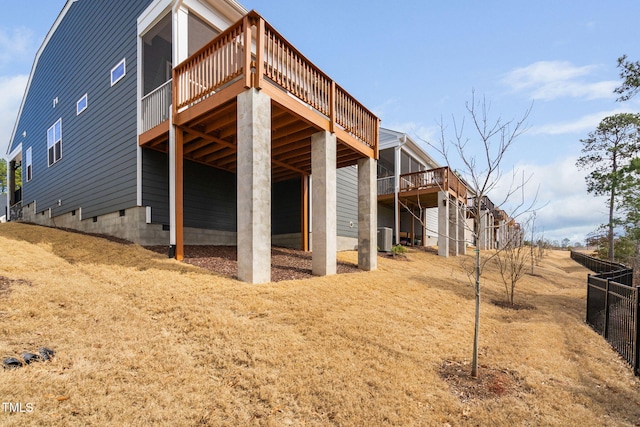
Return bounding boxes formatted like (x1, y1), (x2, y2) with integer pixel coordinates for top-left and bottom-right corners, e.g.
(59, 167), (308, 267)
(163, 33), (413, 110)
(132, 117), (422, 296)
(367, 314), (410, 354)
(479, 211), (487, 250)
(358, 157), (377, 271)
(437, 191), (449, 257)
(458, 201), (467, 255)
(448, 197), (459, 256)
(237, 89), (271, 284)
(491, 214), (497, 248)
(311, 130), (337, 276)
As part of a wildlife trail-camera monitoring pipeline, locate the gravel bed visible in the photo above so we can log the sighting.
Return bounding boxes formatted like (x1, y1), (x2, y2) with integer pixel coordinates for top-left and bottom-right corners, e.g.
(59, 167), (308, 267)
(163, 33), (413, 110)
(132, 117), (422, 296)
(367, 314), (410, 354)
(146, 246), (361, 282)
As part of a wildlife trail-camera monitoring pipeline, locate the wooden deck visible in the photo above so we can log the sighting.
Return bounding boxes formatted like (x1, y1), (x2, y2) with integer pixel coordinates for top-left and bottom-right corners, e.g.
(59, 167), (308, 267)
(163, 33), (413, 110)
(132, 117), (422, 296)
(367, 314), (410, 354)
(377, 167), (468, 209)
(139, 11), (379, 183)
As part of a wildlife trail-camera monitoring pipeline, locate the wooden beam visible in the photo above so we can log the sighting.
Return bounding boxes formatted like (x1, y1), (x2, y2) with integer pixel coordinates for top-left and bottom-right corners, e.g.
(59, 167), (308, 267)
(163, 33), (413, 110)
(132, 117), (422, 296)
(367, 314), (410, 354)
(301, 175), (309, 251)
(183, 139), (212, 155)
(272, 128), (315, 150)
(174, 80), (245, 126)
(139, 121), (169, 147)
(202, 147), (236, 164)
(334, 128), (375, 159)
(261, 83), (329, 134)
(272, 158), (307, 176)
(272, 111), (300, 130)
(272, 119), (311, 139)
(181, 126), (236, 149)
(272, 143), (311, 160)
(191, 144), (227, 161)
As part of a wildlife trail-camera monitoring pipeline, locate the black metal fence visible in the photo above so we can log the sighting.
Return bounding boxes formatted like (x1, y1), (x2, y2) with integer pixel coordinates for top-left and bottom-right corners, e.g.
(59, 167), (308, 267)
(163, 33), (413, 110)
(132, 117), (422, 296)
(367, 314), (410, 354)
(570, 250), (628, 273)
(571, 251), (639, 375)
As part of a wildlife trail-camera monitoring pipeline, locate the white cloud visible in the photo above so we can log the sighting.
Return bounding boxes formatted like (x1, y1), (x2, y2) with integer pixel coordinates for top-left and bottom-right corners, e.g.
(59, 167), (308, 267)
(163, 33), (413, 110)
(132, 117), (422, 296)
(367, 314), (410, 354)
(502, 60), (617, 101)
(530, 107), (640, 135)
(0, 75), (29, 155)
(488, 156), (607, 244)
(0, 27), (36, 69)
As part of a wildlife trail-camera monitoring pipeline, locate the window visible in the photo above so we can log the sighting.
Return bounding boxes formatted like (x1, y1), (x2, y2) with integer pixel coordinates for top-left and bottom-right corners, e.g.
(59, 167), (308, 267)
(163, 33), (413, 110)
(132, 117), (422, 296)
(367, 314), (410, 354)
(77, 94), (88, 115)
(47, 119), (62, 166)
(26, 147), (33, 182)
(111, 58), (126, 86)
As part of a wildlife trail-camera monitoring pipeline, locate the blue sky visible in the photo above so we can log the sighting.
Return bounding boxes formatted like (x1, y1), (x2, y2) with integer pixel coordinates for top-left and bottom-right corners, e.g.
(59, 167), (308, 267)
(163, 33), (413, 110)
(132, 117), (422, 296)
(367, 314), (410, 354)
(2, 0), (640, 244)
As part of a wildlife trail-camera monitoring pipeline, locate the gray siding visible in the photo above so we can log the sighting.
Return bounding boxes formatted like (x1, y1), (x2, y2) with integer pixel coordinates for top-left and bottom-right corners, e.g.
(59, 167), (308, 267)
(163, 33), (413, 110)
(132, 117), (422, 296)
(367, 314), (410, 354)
(142, 149), (237, 231)
(9, 0), (154, 219)
(272, 178), (301, 234)
(142, 148), (302, 235)
(184, 161), (236, 231)
(141, 149), (169, 224)
(337, 165), (358, 238)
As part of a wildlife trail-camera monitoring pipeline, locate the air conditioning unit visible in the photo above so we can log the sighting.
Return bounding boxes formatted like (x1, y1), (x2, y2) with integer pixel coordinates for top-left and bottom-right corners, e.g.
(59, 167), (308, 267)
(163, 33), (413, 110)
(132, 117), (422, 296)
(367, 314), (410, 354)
(377, 227), (392, 252)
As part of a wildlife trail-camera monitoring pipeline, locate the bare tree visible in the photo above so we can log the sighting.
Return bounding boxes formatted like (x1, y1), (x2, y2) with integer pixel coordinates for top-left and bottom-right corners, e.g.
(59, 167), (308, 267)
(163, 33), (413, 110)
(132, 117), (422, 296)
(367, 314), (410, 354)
(427, 91), (534, 378)
(496, 215), (532, 305)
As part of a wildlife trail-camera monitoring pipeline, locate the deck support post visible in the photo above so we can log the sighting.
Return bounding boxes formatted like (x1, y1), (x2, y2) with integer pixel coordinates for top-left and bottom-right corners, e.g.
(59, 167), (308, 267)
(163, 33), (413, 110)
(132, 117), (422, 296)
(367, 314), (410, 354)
(479, 210), (487, 250)
(237, 89), (271, 284)
(311, 130), (337, 276)
(449, 197), (459, 257)
(394, 146), (401, 245)
(458, 201), (467, 255)
(422, 208), (427, 248)
(169, 109), (184, 260)
(358, 157), (377, 271)
(8, 160), (16, 207)
(491, 214), (496, 249)
(480, 210), (494, 250)
(301, 175), (309, 252)
(176, 127), (184, 260)
(437, 191), (449, 257)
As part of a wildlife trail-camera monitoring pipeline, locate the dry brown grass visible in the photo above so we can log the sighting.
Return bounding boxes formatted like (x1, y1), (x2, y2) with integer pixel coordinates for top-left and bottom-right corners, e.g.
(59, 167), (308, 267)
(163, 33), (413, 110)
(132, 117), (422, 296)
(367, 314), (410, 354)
(0, 222), (638, 426)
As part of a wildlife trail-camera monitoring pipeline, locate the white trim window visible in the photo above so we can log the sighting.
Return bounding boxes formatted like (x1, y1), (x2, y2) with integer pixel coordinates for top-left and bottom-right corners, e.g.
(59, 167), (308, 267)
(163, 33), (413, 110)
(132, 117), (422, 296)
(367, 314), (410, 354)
(26, 147), (33, 182)
(111, 58), (126, 86)
(47, 118), (62, 166)
(77, 93), (88, 115)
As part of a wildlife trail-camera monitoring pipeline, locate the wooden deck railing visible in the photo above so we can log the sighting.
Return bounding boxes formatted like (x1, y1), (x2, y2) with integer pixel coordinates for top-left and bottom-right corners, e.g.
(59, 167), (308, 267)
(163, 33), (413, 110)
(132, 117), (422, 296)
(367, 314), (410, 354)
(172, 11), (378, 153)
(173, 19), (246, 110)
(398, 167), (468, 199)
(142, 79), (172, 133)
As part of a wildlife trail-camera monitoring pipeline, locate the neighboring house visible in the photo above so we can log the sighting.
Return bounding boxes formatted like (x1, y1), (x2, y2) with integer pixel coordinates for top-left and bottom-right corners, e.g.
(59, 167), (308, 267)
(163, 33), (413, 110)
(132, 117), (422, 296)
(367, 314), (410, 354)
(4, 0), (379, 283)
(376, 128), (468, 257)
(375, 128), (520, 255)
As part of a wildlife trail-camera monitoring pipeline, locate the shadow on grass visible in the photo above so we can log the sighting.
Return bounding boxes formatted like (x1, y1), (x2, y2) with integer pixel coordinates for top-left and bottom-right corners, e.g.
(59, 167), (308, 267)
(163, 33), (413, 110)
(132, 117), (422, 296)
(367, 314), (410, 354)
(0, 223), (206, 276)
(408, 274), (511, 304)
